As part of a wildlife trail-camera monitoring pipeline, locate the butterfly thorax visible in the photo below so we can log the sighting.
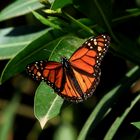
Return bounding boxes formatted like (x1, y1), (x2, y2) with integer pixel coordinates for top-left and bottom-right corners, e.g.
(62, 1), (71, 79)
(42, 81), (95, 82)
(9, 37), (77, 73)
(61, 57), (71, 70)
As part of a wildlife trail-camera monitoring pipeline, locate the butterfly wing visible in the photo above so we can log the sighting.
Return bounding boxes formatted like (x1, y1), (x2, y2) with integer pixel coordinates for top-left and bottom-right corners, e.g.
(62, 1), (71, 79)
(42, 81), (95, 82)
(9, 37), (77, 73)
(59, 67), (99, 102)
(64, 34), (111, 102)
(27, 61), (64, 91)
(70, 34), (110, 74)
(59, 72), (84, 102)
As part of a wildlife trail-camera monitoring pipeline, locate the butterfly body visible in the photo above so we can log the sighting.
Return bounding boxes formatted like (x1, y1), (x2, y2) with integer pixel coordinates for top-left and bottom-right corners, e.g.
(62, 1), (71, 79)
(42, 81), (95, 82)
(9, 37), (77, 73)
(61, 57), (71, 70)
(27, 34), (110, 102)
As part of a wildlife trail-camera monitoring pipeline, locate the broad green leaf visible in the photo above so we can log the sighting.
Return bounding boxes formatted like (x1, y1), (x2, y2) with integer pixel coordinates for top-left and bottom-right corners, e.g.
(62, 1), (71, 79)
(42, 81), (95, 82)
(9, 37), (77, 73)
(0, 26), (48, 60)
(51, 0), (72, 10)
(77, 66), (140, 140)
(131, 122), (140, 130)
(104, 94), (140, 140)
(0, 93), (20, 140)
(0, 0), (44, 21)
(34, 82), (64, 128)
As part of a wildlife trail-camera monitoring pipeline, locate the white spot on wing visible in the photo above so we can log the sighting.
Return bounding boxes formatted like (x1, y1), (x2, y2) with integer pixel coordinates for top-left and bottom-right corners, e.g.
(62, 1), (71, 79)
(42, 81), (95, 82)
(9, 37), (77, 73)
(88, 43), (91, 46)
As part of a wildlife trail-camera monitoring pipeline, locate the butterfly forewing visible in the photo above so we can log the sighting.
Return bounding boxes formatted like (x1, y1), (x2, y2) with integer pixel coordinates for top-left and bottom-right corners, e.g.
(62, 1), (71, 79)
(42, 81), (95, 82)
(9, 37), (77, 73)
(27, 61), (64, 90)
(70, 34), (110, 73)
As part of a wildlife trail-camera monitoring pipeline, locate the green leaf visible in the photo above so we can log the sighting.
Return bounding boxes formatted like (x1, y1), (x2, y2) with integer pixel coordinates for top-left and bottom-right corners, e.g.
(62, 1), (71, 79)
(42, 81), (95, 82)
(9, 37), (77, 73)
(51, 0), (72, 10)
(0, 0), (44, 21)
(0, 93), (20, 140)
(34, 82), (64, 129)
(64, 12), (95, 36)
(32, 10), (62, 30)
(126, 8), (140, 17)
(104, 94), (140, 140)
(0, 26), (48, 60)
(131, 122), (140, 130)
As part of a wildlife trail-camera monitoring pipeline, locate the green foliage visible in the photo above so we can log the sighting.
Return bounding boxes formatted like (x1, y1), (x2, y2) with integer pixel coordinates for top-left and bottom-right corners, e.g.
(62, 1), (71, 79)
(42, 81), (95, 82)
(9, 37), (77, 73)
(77, 66), (140, 140)
(131, 121), (140, 130)
(0, 0), (139, 140)
(0, 27), (48, 59)
(104, 94), (140, 140)
(32, 10), (62, 29)
(34, 81), (64, 128)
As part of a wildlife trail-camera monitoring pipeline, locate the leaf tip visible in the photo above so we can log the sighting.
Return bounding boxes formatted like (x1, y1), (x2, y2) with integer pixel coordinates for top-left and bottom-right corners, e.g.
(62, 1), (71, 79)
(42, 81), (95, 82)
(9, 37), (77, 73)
(39, 116), (48, 129)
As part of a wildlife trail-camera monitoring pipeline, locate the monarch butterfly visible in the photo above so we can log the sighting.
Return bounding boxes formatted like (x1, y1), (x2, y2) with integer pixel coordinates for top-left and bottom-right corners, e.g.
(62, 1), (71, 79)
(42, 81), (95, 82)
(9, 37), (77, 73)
(27, 34), (110, 103)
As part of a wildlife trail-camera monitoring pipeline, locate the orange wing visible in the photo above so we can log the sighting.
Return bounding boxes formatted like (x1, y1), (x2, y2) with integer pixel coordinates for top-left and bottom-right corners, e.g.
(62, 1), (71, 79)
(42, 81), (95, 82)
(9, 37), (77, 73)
(27, 61), (64, 91)
(70, 34), (110, 74)
(59, 68), (99, 102)
(59, 34), (110, 102)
